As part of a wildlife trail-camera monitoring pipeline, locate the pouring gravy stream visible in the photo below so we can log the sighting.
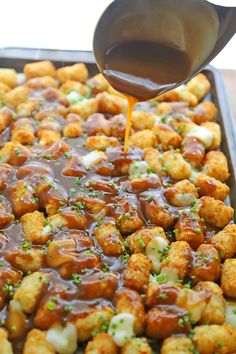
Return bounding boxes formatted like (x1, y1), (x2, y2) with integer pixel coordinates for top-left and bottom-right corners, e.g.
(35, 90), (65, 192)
(102, 40), (192, 152)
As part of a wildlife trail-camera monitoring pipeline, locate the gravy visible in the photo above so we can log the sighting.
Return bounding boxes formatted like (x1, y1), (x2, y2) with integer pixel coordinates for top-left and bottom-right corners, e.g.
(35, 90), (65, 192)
(103, 40), (192, 101)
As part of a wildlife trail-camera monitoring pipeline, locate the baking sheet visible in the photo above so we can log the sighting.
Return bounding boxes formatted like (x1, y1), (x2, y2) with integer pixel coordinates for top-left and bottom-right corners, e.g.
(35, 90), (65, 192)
(0, 48), (235, 354)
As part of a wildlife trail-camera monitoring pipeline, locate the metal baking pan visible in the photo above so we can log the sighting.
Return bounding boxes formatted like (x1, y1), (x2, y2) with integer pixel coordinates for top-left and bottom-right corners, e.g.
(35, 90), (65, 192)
(0, 47), (236, 353)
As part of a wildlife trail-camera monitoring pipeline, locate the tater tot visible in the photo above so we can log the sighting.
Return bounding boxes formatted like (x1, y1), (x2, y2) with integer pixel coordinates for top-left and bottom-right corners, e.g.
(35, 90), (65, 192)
(0, 82), (10, 102)
(85, 113), (110, 136)
(203, 151), (230, 182)
(93, 219), (124, 256)
(193, 324), (236, 354)
(221, 259), (236, 298)
(11, 118), (35, 145)
(201, 122), (221, 150)
(191, 244), (221, 283)
(145, 305), (189, 339)
(124, 254), (151, 292)
(143, 147), (166, 176)
(211, 224), (236, 259)
(161, 151), (192, 180)
(132, 110), (156, 130)
(4, 86), (29, 107)
(156, 101), (190, 116)
(129, 130), (157, 149)
(78, 272), (118, 300)
(0, 328), (13, 354)
(8, 181), (39, 217)
(164, 179), (198, 207)
(70, 98), (98, 119)
(194, 173), (229, 201)
(25, 76), (58, 89)
(38, 130), (61, 146)
(86, 135), (119, 151)
(174, 212), (204, 249)
(56, 63), (88, 83)
(97, 92), (126, 115)
(23, 329), (56, 354)
(46, 234), (99, 278)
(74, 307), (113, 342)
(59, 80), (90, 96)
(127, 226), (168, 254)
(0, 68), (17, 88)
(141, 192), (175, 229)
(115, 289), (145, 335)
(87, 73), (109, 94)
(152, 123), (182, 151)
(197, 196), (234, 228)
(14, 272), (49, 313)
(114, 195), (144, 234)
(16, 97), (44, 117)
(0, 199), (13, 228)
(181, 136), (205, 168)
(196, 281), (225, 325)
(5, 247), (46, 273)
(186, 73), (211, 100)
(0, 163), (14, 191)
(0, 107), (14, 133)
(157, 85), (198, 107)
(145, 283), (182, 308)
(161, 241), (192, 281)
(161, 336), (194, 354)
(24, 61), (56, 79)
(63, 113), (82, 138)
(121, 337), (152, 354)
(192, 101), (217, 124)
(21, 211), (51, 244)
(85, 333), (118, 354)
(170, 116), (195, 137)
(6, 299), (28, 338)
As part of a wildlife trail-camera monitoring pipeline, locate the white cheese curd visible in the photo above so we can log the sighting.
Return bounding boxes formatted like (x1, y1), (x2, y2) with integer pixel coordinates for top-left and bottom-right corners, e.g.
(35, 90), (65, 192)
(174, 192), (196, 206)
(67, 91), (84, 105)
(187, 126), (213, 148)
(47, 323), (77, 354)
(42, 224), (52, 236)
(225, 301), (236, 329)
(108, 313), (135, 347)
(129, 160), (150, 178)
(82, 150), (105, 169)
(146, 236), (169, 273)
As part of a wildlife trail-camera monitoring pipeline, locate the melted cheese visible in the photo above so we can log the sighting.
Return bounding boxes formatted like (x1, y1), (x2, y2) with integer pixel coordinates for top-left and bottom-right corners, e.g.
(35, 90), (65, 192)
(146, 236), (169, 273)
(47, 323), (77, 354)
(177, 289), (207, 323)
(67, 91), (82, 105)
(82, 150), (105, 169)
(129, 160), (150, 178)
(175, 192), (196, 206)
(187, 126), (213, 147)
(225, 301), (236, 329)
(108, 313), (135, 347)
